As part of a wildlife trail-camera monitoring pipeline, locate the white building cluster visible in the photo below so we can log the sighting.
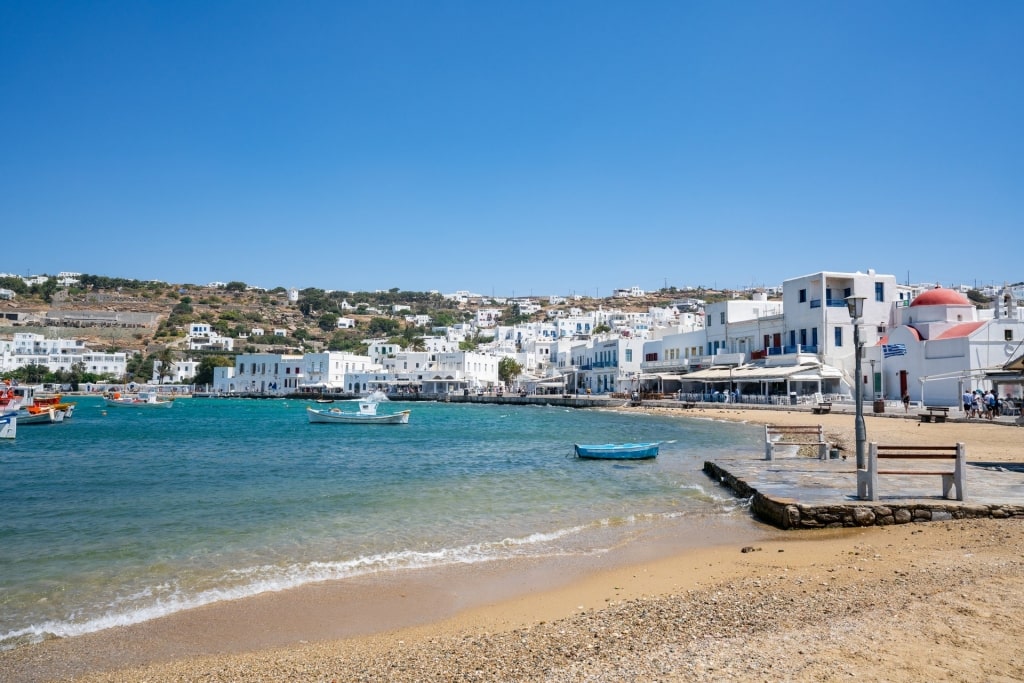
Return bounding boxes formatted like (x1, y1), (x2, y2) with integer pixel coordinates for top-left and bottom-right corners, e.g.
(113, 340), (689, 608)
(200, 268), (1024, 406)
(2, 269), (1021, 408)
(0, 332), (128, 378)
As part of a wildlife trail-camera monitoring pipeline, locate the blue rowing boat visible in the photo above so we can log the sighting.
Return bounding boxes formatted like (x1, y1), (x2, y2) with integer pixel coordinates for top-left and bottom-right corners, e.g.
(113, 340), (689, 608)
(573, 442), (659, 460)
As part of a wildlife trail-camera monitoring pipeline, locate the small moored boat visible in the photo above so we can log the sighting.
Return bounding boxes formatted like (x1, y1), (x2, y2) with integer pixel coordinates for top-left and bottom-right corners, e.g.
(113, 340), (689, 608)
(573, 442), (659, 460)
(104, 391), (174, 408)
(306, 401), (410, 425)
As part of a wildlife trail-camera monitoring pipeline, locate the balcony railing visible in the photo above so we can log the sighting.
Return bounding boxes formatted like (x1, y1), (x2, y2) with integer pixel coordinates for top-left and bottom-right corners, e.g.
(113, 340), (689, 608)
(767, 344), (818, 356)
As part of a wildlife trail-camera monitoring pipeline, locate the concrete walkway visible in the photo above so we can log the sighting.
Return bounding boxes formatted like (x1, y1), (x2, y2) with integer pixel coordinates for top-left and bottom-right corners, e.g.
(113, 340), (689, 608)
(703, 433), (1024, 529)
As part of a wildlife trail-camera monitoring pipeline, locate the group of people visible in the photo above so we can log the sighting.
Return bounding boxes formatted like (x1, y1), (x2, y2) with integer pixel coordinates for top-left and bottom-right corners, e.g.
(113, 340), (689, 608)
(961, 388), (1016, 419)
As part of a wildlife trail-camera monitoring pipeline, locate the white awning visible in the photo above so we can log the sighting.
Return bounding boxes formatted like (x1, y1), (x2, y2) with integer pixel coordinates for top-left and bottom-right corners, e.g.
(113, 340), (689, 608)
(682, 363), (842, 383)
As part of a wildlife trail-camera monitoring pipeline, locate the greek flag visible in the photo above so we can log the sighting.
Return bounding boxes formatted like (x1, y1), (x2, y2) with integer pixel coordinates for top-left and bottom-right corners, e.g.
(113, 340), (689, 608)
(882, 343), (907, 358)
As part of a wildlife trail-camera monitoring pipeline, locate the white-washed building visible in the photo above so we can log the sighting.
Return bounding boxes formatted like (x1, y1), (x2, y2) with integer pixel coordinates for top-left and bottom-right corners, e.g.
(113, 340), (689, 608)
(152, 359), (199, 384)
(215, 353), (304, 394)
(641, 270), (904, 401)
(187, 323), (235, 351)
(570, 335), (645, 394)
(301, 351), (377, 390)
(0, 332), (127, 378)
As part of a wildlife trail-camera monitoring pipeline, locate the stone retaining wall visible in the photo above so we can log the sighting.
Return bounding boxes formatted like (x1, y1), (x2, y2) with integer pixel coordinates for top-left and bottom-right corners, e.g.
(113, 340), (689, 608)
(704, 460), (1024, 529)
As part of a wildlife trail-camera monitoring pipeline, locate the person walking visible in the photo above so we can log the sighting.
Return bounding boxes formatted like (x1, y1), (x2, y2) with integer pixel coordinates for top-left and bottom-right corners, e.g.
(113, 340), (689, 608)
(985, 390), (997, 420)
(902, 391), (910, 413)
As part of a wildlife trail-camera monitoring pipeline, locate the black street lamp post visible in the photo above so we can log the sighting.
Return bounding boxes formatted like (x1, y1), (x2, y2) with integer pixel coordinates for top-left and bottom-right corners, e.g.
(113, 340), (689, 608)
(846, 296), (867, 469)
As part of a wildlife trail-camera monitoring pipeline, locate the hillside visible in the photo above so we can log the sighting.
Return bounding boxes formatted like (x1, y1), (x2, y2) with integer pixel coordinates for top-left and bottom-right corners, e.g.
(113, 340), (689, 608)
(1, 276), (721, 356)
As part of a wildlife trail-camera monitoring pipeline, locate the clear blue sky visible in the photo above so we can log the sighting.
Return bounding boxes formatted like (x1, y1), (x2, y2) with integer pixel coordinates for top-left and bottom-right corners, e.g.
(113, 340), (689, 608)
(2, 1), (1021, 297)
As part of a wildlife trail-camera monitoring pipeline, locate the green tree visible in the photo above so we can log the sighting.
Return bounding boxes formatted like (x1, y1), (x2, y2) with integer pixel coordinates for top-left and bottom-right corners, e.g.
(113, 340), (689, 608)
(156, 347), (176, 383)
(504, 303), (529, 325)
(68, 361), (88, 391)
(328, 332), (367, 353)
(30, 278), (58, 303)
(318, 312), (339, 332)
(368, 317), (400, 336)
(0, 276), (29, 295)
(224, 281), (248, 292)
(193, 355), (235, 386)
(433, 311), (456, 327)
(498, 357), (523, 386)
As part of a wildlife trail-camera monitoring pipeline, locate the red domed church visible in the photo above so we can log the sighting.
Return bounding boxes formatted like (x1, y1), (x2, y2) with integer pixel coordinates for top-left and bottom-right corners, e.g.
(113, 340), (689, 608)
(877, 285), (1023, 408)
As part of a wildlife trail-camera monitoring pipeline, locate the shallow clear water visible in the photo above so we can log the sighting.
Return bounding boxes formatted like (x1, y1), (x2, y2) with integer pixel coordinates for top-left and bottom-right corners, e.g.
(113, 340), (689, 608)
(0, 396), (763, 649)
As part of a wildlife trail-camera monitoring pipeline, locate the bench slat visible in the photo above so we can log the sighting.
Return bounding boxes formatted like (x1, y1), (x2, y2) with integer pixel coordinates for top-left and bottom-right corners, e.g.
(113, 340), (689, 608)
(875, 446), (958, 451)
(876, 453), (957, 459)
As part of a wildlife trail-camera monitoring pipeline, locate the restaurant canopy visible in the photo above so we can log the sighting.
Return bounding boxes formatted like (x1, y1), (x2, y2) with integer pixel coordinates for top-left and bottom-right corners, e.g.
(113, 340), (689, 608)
(677, 362), (846, 395)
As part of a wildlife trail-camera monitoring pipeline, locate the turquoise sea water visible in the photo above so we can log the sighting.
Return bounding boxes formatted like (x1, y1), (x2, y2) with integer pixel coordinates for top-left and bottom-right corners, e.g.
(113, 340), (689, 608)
(0, 396), (763, 651)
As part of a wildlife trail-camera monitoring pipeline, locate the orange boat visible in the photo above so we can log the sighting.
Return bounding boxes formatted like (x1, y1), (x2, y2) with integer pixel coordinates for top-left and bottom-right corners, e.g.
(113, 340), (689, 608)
(32, 394), (77, 418)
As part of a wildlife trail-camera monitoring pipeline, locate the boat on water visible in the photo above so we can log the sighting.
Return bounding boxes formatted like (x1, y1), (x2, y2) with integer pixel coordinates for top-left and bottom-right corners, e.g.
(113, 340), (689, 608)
(17, 406), (65, 425)
(0, 385), (21, 414)
(573, 442), (660, 460)
(2, 384), (68, 425)
(33, 394), (77, 418)
(104, 391), (174, 408)
(0, 411), (15, 439)
(306, 400), (410, 425)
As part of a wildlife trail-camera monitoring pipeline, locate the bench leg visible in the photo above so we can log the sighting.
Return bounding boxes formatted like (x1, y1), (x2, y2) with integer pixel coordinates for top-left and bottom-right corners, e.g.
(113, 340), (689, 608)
(818, 442), (828, 460)
(954, 444), (966, 501)
(856, 470), (870, 500)
(765, 442), (774, 461)
(941, 473), (954, 499)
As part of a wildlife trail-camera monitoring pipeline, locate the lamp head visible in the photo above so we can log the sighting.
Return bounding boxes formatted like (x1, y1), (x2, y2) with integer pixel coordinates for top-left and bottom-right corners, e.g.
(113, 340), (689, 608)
(845, 295), (865, 320)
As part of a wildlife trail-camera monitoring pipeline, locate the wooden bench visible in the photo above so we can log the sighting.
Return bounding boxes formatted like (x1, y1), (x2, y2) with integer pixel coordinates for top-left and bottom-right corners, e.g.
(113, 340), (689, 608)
(764, 424), (829, 461)
(680, 401), (696, 409)
(919, 406), (950, 423)
(856, 443), (966, 501)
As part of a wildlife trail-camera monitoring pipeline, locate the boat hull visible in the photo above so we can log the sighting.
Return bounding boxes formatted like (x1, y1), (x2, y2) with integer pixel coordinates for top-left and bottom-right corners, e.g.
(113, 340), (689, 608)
(0, 411), (15, 439)
(104, 398), (174, 408)
(306, 406), (411, 424)
(573, 442), (659, 460)
(16, 408), (64, 425)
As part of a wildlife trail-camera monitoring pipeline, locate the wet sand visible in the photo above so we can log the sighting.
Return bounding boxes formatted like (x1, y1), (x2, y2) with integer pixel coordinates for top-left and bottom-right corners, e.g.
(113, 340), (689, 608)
(4, 406), (1023, 682)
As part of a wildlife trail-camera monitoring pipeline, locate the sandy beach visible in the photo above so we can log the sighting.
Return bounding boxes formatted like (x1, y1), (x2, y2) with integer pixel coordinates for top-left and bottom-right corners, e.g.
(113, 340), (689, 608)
(5, 407), (1024, 682)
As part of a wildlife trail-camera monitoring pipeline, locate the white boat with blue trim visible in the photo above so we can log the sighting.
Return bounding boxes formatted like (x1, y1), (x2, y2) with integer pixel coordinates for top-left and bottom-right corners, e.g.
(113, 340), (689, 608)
(307, 400), (410, 425)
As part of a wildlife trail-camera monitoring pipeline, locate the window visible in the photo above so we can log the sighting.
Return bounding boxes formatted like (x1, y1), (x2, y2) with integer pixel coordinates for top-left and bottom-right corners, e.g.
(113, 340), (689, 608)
(1007, 330), (1015, 342)
(799, 289), (807, 303)
(835, 327), (843, 347)
(625, 349), (632, 362)
(812, 328), (818, 347)
(875, 282), (884, 302)
(720, 312), (726, 324)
